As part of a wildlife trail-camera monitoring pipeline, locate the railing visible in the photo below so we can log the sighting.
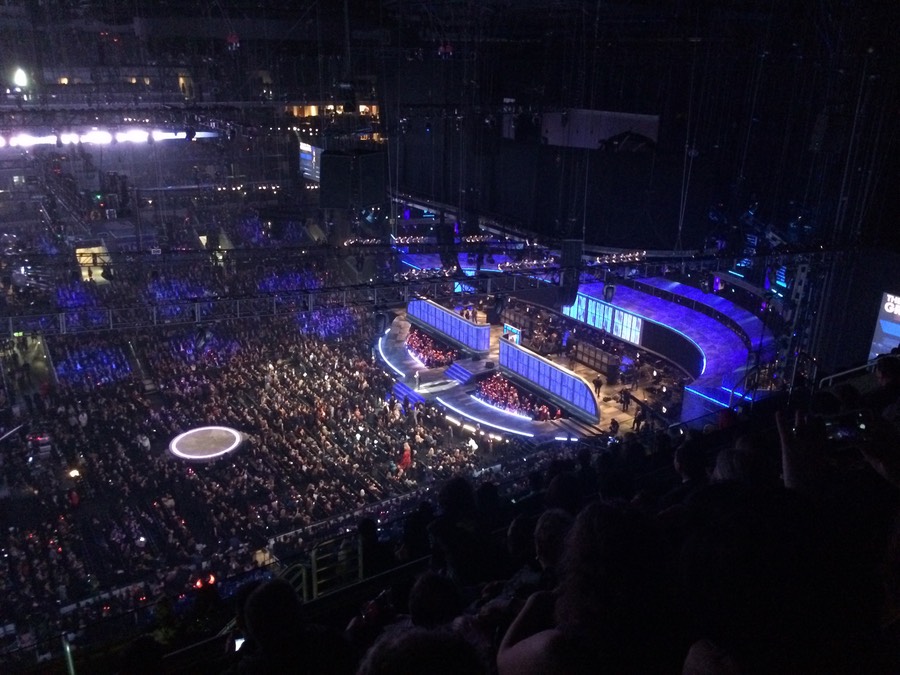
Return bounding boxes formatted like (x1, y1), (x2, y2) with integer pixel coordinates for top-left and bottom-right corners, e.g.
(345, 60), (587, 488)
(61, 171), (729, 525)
(0, 271), (554, 339)
(817, 358), (879, 390)
(624, 276), (755, 351)
(310, 537), (363, 600)
(282, 562), (311, 603)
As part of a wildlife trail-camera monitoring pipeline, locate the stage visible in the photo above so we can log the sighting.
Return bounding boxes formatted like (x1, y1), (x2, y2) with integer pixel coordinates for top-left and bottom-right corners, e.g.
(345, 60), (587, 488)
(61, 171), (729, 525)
(378, 316), (633, 442)
(383, 260), (775, 430)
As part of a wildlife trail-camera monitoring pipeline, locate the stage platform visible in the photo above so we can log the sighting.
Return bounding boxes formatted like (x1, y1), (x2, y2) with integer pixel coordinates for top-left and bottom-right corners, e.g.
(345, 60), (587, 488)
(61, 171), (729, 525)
(388, 252), (778, 418)
(378, 315), (634, 443)
(637, 277), (777, 358)
(574, 280), (774, 412)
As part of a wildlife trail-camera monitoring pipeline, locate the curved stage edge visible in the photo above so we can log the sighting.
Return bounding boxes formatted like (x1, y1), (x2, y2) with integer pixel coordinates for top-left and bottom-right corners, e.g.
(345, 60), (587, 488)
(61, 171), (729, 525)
(377, 316), (632, 443)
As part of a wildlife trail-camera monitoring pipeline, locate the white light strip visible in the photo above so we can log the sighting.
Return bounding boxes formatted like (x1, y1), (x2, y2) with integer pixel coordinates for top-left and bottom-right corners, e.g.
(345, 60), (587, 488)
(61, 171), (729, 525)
(169, 426), (242, 460)
(435, 396), (534, 437)
(115, 129), (149, 144)
(553, 436), (580, 442)
(377, 337), (406, 378)
(7, 128), (222, 148)
(10, 133), (57, 147)
(469, 394), (534, 421)
(406, 348), (427, 371)
(80, 130), (112, 145)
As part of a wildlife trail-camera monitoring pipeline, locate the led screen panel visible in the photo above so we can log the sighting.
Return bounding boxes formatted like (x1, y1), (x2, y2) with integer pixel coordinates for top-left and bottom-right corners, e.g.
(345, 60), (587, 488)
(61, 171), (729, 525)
(564, 293), (640, 343)
(299, 141), (322, 182)
(407, 299), (490, 353)
(562, 291), (702, 377)
(503, 324), (522, 345)
(498, 339), (599, 423)
(869, 292), (900, 360)
(562, 294), (587, 323)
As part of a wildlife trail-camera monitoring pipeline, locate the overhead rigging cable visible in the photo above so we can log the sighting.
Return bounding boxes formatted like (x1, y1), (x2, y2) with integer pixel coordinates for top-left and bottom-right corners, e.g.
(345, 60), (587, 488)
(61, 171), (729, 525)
(675, 35), (699, 251)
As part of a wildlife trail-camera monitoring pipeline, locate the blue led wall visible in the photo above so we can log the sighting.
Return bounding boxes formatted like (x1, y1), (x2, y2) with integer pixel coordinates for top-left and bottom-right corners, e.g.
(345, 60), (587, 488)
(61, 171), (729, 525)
(562, 293), (642, 344)
(498, 339), (599, 423)
(407, 299), (491, 353)
(562, 291), (704, 378)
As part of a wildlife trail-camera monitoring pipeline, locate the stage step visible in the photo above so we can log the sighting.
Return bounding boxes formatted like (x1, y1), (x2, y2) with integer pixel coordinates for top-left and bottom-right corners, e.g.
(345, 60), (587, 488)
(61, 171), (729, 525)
(444, 361), (475, 384)
(391, 380), (426, 406)
(555, 418), (604, 440)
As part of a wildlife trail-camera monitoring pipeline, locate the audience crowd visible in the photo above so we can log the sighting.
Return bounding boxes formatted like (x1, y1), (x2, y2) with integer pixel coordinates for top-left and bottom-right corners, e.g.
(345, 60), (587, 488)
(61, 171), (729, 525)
(0, 309), (567, 659)
(197, 355), (900, 675)
(2, 220), (900, 674)
(475, 373), (562, 421)
(405, 327), (457, 368)
(0, 238), (385, 324)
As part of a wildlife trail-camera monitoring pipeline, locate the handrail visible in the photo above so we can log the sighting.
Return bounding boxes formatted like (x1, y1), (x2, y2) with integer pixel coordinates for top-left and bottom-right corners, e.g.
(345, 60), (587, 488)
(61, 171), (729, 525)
(727, 366), (758, 408)
(817, 359), (879, 390)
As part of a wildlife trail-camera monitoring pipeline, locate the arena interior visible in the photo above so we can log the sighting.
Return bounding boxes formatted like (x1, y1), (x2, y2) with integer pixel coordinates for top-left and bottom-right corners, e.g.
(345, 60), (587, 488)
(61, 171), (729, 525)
(0, 1), (899, 673)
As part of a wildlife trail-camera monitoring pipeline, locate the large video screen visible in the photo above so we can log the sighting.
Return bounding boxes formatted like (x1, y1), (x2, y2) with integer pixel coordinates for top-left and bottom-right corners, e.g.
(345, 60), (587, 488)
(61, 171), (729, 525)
(869, 292), (900, 359)
(299, 141), (322, 182)
(499, 340), (598, 422)
(562, 292), (641, 344)
(407, 299), (491, 353)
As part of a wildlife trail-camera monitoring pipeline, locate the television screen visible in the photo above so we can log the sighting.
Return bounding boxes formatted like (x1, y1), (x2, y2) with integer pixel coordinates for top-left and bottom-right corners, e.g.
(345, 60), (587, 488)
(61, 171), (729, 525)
(869, 292), (900, 360)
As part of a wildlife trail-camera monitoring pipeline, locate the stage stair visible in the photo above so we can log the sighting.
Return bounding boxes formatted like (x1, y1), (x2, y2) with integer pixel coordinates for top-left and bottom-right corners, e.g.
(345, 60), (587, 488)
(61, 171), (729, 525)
(391, 380), (426, 406)
(444, 361), (476, 384)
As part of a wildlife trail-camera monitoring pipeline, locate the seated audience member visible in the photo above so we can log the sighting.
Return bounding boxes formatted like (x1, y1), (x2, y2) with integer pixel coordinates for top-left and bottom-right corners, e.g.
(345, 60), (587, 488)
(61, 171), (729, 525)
(117, 634), (164, 675)
(680, 483), (880, 674)
(222, 579), (265, 668)
(356, 627), (487, 675)
(658, 440), (709, 509)
(428, 477), (506, 588)
(497, 501), (680, 675)
(532, 508), (574, 589)
(543, 471), (582, 517)
(710, 434), (779, 487)
(408, 571), (465, 629)
(235, 578), (355, 675)
(866, 356), (900, 416)
(470, 508), (574, 643)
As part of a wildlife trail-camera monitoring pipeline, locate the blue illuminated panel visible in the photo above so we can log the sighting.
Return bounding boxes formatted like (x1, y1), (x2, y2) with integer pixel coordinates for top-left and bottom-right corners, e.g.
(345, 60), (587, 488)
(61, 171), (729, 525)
(565, 294), (587, 322)
(498, 340), (599, 423)
(563, 291), (704, 377)
(407, 299), (491, 353)
(563, 293), (640, 343)
(299, 141), (322, 182)
(503, 324), (522, 345)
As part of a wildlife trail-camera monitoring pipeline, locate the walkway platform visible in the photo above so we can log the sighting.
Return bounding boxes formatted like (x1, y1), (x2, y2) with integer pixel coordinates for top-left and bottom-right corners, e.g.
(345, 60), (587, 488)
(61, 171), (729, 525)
(378, 314), (633, 442)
